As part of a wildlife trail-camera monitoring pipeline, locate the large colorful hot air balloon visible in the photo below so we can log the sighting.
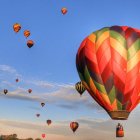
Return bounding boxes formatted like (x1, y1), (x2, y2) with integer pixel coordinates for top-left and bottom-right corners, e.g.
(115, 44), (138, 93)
(76, 25), (140, 121)
(27, 40), (34, 48)
(24, 30), (30, 38)
(70, 122), (79, 133)
(4, 89), (8, 95)
(61, 8), (67, 15)
(13, 23), (21, 33)
(46, 119), (52, 126)
(75, 81), (85, 96)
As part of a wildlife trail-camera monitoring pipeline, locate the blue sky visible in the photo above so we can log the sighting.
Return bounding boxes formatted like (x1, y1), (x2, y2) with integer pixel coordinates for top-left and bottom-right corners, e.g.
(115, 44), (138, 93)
(0, 0), (140, 139)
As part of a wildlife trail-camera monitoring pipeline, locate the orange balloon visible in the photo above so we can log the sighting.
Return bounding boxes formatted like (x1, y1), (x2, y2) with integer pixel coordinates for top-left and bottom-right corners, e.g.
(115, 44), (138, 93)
(13, 23), (21, 33)
(24, 30), (30, 38)
(61, 8), (67, 15)
(27, 40), (34, 48)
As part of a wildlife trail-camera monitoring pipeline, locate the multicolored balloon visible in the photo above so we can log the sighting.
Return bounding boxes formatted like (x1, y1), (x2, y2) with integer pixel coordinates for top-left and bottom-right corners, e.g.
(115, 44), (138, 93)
(76, 26), (140, 120)
(70, 122), (79, 133)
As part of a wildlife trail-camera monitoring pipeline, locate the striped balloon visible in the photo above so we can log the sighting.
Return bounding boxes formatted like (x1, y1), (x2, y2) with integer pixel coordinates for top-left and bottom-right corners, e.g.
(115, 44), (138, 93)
(76, 26), (140, 120)
(75, 81), (85, 96)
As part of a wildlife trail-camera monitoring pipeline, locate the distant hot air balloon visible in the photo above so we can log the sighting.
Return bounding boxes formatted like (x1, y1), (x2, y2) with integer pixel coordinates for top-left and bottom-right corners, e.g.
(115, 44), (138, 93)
(75, 81), (85, 96)
(116, 123), (124, 137)
(24, 30), (30, 38)
(76, 25), (140, 136)
(46, 119), (52, 126)
(13, 23), (21, 33)
(61, 7), (67, 15)
(41, 102), (45, 107)
(36, 114), (40, 117)
(42, 134), (46, 139)
(28, 89), (32, 93)
(70, 122), (79, 133)
(27, 40), (34, 48)
(16, 78), (19, 82)
(3, 89), (8, 95)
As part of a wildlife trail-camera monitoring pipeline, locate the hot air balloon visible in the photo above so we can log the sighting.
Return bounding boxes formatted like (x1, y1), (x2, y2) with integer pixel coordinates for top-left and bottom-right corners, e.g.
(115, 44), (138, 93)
(28, 89), (32, 93)
(27, 40), (34, 48)
(76, 25), (140, 137)
(46, 119), (52, 126)
(116, 123), (124, 137)
(70, 122), (79, 133)
(41, 102), (45, 107)
(13, 23), (21, 33)
(36, 114), (40, 117)
(24, 30), (30, 38)
(61, 8), (67, 15)
(42, 134), (45, 139)
(16, 78), (19, 82)
(75, 81), (85, 96)
(3, 89), (8, 95)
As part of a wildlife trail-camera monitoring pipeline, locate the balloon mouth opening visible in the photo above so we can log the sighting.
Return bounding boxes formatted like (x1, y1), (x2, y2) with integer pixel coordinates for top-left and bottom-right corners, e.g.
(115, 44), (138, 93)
(107, 111), (130, 120)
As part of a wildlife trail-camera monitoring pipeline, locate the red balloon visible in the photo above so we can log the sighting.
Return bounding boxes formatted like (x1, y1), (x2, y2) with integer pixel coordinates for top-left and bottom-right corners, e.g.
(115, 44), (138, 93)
(28, 89), (32, 93)
(42, 134), (46, 138)
(70, 122), (79, 133)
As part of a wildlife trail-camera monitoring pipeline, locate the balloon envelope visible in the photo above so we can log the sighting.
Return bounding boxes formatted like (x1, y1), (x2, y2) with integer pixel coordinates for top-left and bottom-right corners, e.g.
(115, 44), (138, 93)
(36, 114), (40, 117)
(46, 120), (52, 125)
(4, 89), (8, 94)
(13, 23), (21, 33)
(41, 102), (45, 107)
(76, 26), (140, 120)
(61, 8), (67, 15)
(75, 81), (85, 96)
(27, 40), (34, 48)
(70, 122), (79, 133)
(16, 78), (19, 82)
(24, 30), (30, 38)
(42, 134), (45, 138)
(28, 89), (32, 93)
